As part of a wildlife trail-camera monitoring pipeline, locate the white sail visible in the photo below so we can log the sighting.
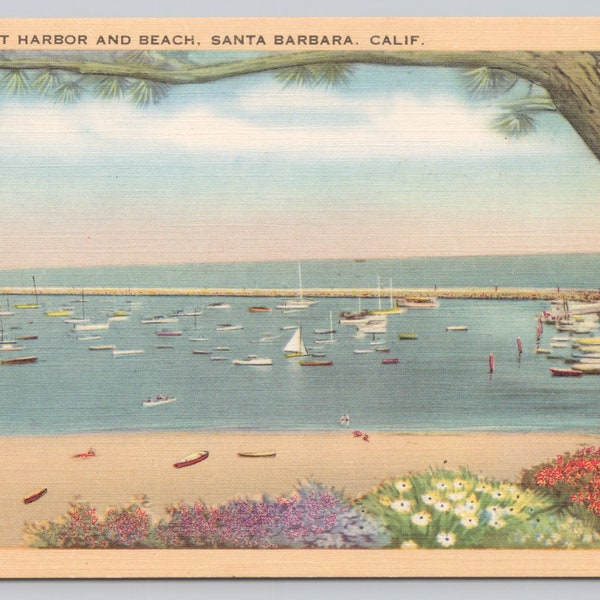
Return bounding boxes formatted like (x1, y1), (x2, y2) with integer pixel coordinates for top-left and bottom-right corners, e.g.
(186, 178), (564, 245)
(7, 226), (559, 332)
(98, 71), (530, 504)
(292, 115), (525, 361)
(284, 327), (308, 357)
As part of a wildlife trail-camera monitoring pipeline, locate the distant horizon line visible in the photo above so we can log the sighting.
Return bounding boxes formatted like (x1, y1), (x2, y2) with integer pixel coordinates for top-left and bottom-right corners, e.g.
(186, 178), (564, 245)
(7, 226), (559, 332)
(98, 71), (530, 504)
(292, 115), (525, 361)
(2, 250), (599, 272)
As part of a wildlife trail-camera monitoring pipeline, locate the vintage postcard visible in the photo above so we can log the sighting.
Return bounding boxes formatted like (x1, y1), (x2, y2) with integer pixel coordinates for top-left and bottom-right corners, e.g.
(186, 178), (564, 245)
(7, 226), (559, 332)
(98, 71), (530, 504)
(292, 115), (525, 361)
(1, 17), (600, 578)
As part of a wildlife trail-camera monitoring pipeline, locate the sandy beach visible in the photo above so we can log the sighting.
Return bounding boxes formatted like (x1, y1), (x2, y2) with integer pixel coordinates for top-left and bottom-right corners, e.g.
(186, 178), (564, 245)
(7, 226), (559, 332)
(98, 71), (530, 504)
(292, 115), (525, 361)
(3, 430), (600, 549)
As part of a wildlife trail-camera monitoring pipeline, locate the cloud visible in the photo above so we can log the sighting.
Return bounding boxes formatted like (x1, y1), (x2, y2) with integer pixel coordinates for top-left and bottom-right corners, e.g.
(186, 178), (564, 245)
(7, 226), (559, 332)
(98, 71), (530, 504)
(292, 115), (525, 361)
(0, 86), (579, 164)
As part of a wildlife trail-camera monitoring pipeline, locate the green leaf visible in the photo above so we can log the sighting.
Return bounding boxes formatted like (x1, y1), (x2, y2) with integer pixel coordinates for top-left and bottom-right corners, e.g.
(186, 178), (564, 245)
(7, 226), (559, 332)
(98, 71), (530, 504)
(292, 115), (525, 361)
(274, 64), (353, 88)
(463, 66), (519, 97)
(31, 70), (63, 97)
(54, 80), (83, 103)
(94, 76), (131, 101)
(492, 110), (537, 137)
(274, 66), (316, 88)
(128, 80), (169, 107)
(1, 69), (29, 96)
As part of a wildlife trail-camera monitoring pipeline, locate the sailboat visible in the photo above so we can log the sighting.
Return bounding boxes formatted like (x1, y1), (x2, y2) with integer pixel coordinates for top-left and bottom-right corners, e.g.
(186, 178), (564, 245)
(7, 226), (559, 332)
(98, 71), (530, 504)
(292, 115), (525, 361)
(314, 311), (338, 344)
(368, 276), (406, 316)
(276, 263), (319, 310)
(0, 318), (24, 351)
(283, 327), (309, 358)
(0, 299), (14, 317)
(64, 290), (91, 324)
(14, 276), (40, 309)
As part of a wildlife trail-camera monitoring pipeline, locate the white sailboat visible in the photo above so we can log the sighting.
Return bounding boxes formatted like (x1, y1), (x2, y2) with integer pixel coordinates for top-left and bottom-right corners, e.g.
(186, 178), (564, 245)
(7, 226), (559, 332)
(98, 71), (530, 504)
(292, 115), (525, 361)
(64, 290), (91, 324)
(314, 311), (339, 344)
(276, 263), (319, 309)
(368, 276), (406, 315)
(14, 276), (40, 309)
(284, 327), (309, 358)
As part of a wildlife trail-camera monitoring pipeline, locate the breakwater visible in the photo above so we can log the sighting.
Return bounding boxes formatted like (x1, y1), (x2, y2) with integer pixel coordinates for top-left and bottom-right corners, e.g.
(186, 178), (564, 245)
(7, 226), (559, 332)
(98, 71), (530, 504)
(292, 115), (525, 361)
(1, 286), (599, 302)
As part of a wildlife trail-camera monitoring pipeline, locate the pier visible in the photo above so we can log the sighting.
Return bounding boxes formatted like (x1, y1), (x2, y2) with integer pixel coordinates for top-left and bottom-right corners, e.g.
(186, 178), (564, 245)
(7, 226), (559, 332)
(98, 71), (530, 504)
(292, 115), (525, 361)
(0, 286), (598, 302)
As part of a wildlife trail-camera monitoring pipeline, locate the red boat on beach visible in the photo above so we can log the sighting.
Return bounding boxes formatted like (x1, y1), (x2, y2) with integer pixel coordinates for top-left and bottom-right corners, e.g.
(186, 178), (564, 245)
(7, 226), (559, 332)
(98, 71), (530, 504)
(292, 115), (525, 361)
(549, 368), (582, 377)
(173, 450), (209, 469)
(24, 488), (47, 504)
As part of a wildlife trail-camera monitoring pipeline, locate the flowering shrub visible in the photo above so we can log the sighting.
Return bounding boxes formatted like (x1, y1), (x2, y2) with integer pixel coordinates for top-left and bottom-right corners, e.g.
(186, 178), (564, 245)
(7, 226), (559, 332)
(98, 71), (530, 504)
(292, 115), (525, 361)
(521, 446), (600, 524)
(24, 482), (387, 549)
(24, 498), (155, 548)
(156, 481), (387, 549)
(356, 468), (556, 549)
(507, 513), (600, 549)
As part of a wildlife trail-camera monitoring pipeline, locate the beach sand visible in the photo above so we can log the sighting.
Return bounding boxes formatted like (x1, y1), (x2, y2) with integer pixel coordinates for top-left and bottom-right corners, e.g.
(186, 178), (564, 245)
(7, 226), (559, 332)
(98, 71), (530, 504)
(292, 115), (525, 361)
(3, 430), (600, 550)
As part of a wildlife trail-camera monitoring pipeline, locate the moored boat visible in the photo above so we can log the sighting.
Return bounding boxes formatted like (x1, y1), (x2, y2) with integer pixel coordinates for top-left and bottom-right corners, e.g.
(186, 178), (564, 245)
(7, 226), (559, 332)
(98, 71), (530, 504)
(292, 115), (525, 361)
(283, 327), (308, 358)
(142, 395), (177, 407)
(398, 332), (418, 340)
(173, 451), (209, 469)
(549, 367), (582, 377)
(396, 296), (440, 309)
(155, 329), (183, 337)
(248, 306), (271, 313)
(232, 355), (273, 366)
(141, 316), (179, 324)
(216, 324), (243, 331)
(72, 322), (110, 332)
(89, 344), (116, 351)
(446, 326), (468, 331)
(299, 360), (333, 366)
(2, 355), (38, 365)
(112, 349), (145, 357)
(381, 358), (400, 364)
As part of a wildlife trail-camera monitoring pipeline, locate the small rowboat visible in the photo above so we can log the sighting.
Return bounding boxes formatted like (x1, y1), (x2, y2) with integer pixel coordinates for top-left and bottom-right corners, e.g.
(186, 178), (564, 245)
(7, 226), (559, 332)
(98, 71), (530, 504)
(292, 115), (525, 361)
(397, 333), (418, 340)
(550, 368), (583, 377)
(248, 306), (271, 313)
(173, 451), (209, 469)
(2, 356), (38, 365)
(24, 488), (47, 504)
(446, 326), (468, 332)
(381, 358), (399, 364)
(300, 360), (333, 366)
(143, 396), (177, 407)
(238, 451), (276, 458)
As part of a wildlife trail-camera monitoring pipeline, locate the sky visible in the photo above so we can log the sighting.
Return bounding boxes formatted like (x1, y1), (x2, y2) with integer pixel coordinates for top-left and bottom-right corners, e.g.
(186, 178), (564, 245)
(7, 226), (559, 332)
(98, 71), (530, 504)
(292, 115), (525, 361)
(1, 52), (600, 269)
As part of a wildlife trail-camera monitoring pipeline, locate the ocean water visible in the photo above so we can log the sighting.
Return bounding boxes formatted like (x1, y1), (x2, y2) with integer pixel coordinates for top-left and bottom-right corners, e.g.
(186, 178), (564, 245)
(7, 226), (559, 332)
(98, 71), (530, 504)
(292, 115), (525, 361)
(1, 255), (599, 437)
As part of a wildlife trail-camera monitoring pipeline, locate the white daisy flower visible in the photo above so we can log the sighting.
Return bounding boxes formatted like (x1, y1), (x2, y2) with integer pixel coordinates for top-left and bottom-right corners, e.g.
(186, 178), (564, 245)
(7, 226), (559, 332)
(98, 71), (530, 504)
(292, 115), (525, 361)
(421, 494), (437, 506)
(411, 512), (431, 527)
(460, 515), (479, 529)
(489, 518), (505, 529)
(490, 490), (504, 500)
(486, 505), (502, 517)
(436, 532), (456, 548)
(434, 501), (451, 513)
(394, 480), (412, 493)
(453, 480), (466, 490)
(434, 481), (449, 491)
(390, 499), (412, 513)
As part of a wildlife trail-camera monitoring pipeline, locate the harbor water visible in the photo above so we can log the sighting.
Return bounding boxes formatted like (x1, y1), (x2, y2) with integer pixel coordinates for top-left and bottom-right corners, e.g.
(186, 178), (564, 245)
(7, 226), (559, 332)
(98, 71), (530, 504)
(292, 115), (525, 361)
(1, 255), (599, 436)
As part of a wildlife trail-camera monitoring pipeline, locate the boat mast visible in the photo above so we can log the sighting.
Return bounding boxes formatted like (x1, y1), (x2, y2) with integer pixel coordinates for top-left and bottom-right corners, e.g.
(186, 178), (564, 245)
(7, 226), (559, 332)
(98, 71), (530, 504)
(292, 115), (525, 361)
(298, 262), (303, 301)
(389, 278), (393, 308)
(377, 275), (382, 310)
(32, 276), (38, 307)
